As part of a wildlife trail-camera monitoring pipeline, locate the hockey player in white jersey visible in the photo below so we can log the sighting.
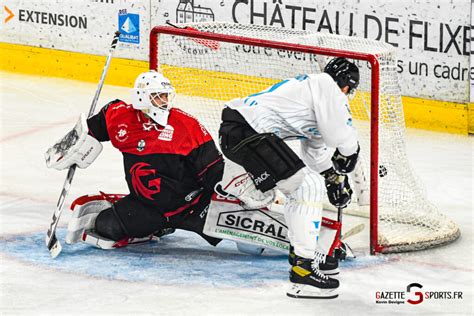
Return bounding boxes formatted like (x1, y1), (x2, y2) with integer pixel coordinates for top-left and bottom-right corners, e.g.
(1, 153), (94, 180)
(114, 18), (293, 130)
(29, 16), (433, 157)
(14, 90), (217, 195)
(217, 58), (360, 299)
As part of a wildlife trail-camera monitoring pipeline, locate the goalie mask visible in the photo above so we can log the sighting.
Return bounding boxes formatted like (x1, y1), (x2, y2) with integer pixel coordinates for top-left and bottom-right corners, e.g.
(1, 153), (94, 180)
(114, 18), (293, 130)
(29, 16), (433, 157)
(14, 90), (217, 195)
(130, 71), (176, 126)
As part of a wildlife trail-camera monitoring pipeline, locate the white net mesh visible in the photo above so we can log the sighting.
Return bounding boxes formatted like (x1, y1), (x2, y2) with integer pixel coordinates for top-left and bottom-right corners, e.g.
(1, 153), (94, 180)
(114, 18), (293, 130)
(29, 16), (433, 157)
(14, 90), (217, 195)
(152, 22), (460, 253)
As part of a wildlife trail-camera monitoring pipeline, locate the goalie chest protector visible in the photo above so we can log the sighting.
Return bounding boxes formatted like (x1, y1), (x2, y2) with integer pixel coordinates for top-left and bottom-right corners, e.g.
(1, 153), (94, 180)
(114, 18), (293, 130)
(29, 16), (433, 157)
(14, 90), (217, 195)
(88, 100), (220, 213)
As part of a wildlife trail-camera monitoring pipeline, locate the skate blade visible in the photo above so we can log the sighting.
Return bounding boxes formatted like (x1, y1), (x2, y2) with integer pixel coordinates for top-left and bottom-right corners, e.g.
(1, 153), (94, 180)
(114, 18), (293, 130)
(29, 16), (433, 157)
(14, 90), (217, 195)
(286, 284), (338, 299)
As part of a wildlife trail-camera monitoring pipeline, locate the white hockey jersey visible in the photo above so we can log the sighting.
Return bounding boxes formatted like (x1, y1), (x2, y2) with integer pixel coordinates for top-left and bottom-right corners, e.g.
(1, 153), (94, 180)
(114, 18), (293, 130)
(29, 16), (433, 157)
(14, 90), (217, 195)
(226, 73), (358, 173)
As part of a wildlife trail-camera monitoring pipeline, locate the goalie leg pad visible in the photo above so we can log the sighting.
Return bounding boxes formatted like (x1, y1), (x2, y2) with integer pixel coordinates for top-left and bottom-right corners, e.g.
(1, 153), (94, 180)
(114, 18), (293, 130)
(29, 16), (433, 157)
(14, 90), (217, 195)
(68, 193), (160, 249)
(203, 193), (289, 252)
(284, 170), (325, 259)
(66, 194), (113, 244)
(219, 108), (305, 193)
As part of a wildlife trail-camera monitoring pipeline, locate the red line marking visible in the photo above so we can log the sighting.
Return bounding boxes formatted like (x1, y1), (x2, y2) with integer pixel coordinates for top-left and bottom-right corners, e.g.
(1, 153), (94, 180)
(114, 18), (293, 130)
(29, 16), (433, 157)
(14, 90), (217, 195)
(0, 118), (74, 143)
(0, 191), (55, 205)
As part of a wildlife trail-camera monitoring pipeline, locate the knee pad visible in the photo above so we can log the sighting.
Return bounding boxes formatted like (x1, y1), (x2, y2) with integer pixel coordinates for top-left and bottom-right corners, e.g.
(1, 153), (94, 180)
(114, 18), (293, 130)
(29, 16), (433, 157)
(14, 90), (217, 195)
(94, 207), (128, 241)
(284, 171), (325, 258)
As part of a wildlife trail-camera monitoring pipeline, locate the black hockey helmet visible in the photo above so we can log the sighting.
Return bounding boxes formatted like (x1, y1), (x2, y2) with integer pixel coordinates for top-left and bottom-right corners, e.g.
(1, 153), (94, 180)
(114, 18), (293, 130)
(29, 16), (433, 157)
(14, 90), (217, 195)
(324, 58), (360, 93)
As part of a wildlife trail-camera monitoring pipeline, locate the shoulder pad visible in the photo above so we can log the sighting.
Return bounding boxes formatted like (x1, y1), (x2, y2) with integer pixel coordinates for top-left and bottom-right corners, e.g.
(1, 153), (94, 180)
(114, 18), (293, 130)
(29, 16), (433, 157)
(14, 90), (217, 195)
(103, 99), (125, 112)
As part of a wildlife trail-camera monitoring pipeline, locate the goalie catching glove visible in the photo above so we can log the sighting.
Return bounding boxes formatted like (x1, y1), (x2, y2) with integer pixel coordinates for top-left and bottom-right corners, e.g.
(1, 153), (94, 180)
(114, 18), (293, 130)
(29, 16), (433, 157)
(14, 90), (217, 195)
(321, 168), (352, 208)
(45, 113), (102, 170)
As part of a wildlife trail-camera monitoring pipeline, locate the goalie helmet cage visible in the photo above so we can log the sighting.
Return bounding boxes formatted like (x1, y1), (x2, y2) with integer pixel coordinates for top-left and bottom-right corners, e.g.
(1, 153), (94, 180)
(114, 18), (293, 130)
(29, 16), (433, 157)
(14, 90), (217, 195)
(149, 22), (460, 255)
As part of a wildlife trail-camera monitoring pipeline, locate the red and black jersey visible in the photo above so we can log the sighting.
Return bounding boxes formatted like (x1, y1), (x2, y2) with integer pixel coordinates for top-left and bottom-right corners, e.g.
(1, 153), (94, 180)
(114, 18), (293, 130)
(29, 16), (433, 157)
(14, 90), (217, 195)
(87, 99), (223, 216)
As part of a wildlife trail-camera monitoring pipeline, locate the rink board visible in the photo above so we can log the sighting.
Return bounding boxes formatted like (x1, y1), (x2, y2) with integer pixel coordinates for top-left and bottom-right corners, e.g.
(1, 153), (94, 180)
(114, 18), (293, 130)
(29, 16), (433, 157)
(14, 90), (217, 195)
(0, 42), (470, 135)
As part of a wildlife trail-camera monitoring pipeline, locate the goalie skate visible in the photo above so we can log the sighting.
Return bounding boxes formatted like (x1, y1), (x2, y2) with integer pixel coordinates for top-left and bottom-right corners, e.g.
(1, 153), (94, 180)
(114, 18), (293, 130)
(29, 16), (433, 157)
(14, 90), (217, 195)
(82, 230), (156, 249)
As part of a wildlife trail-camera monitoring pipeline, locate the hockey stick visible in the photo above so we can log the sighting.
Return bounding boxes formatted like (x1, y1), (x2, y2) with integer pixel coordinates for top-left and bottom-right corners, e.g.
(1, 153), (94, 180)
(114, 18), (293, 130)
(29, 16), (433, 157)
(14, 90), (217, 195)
(45, 31), (120, 258)
(341, 223), (365, 240)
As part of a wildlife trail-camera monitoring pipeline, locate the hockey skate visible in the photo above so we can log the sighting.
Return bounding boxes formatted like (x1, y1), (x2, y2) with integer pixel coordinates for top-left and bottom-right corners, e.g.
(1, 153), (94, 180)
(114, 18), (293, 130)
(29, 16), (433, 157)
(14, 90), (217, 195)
(287, 253), (339, 299)
(288, 246), (339, 275)
(82, 229), (155, 249)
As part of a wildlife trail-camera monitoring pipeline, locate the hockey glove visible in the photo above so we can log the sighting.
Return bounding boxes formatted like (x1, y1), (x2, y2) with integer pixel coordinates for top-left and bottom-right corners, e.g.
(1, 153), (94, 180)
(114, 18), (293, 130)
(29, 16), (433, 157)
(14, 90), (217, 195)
(45, 113), (102, 170)
(321, 168), (352, 208)
(331, 144), (360, 174)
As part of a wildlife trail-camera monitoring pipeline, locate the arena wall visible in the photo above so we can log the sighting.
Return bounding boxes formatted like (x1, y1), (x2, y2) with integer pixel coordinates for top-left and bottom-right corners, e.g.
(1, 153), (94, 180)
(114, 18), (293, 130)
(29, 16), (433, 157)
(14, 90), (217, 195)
(0, 0), (472, 134)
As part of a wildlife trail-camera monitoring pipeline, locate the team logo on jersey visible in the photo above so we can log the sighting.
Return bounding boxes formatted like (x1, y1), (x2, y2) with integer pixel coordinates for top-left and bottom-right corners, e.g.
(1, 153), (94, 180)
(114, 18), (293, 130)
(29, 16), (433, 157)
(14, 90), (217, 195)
(158, 125), (174, 141)
(130, 162), (161, 200)
(137, 140), (146, 152)
(115, 124), (129, 142)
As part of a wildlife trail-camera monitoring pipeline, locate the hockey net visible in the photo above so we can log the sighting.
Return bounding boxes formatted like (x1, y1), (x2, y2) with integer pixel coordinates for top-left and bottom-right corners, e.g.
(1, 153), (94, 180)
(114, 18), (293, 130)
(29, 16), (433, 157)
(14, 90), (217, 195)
(150, 22), (460, 254)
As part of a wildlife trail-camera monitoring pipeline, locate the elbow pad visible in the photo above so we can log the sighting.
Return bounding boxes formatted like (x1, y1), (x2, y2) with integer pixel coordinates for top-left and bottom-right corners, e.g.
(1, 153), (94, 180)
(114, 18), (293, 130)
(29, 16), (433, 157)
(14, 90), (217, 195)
(331, 144), (360, 174)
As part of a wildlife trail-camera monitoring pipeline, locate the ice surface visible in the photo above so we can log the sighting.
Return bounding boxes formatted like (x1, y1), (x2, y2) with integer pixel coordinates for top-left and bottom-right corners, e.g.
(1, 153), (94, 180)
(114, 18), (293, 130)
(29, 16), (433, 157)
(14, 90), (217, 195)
(0, 72), (472, 314)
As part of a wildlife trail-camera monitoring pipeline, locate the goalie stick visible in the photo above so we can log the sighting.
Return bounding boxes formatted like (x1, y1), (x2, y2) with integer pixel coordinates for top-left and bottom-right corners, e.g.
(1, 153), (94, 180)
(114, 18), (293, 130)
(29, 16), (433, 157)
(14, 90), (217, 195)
(341, 223), (365, 240)
(45, 31), (120, 258)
